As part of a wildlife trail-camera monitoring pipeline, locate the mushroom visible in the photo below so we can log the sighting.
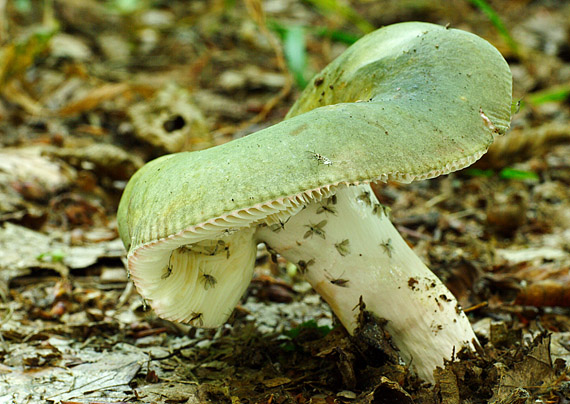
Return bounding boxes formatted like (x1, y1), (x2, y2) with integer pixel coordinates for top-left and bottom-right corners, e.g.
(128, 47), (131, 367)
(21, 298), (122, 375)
(117, 22), (512, 381)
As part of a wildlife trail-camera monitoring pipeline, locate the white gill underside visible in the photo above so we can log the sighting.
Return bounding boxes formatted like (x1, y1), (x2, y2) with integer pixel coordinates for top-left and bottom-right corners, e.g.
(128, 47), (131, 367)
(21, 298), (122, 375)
(127, 184), (336, 326)
(256, 184), (477, 382)
(140, 228), (257, 325)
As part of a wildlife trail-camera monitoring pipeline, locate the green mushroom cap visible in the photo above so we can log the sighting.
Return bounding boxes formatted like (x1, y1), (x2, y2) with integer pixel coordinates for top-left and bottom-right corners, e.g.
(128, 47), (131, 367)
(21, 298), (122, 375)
(119, 22), (511, 251)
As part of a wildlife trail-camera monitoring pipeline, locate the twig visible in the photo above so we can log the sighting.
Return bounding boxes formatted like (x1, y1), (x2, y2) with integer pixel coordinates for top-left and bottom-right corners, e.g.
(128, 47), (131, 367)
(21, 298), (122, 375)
(463, 301), (488, 313)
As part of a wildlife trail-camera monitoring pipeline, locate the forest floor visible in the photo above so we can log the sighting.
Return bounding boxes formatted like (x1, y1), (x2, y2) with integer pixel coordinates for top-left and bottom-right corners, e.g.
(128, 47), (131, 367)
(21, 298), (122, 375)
(0, 0), (569, 403)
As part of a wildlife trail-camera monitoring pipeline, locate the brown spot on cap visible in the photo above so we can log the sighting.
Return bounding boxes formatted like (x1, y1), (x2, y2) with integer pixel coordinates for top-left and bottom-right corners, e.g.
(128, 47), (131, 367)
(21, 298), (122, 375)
(290, 124), (308, 137)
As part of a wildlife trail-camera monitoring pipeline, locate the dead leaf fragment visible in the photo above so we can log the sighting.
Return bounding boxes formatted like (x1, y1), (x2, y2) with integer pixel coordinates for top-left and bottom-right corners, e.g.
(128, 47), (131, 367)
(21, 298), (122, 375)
(59, 82), (130, 116)
(515, 279), (570, 307)
(367, 376), (414, 404)
(353, 307), (401, 365)
(262, 377), (291, 388)
(434, 367), (461, 404)
(492, 334), (557, 401)
(128, 83), (211, 152)
(489, 387), (530, 404)
(0, 147), (76, 199)
(44, 143), (144, 180)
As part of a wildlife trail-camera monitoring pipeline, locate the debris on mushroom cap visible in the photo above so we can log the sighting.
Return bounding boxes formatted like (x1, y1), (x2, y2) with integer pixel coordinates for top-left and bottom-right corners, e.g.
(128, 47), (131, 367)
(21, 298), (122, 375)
(117, 22), (511, 329)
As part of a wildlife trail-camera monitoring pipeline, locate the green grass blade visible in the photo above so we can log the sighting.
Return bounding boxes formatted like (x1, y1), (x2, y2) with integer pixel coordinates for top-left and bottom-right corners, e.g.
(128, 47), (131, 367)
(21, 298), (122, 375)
(270, 20), (360, 45)
(527, 84), (570, 105)
(283, 25), (309, 88)
(499, 168), (539, 181)
(314, 26), (360, 44)
(305, 0), (374, 34)
(466, 0), (519, 55)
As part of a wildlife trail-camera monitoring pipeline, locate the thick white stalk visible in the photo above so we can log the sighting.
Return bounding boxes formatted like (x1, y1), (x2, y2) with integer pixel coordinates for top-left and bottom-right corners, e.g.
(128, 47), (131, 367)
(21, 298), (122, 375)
(256, 183), (476, 382)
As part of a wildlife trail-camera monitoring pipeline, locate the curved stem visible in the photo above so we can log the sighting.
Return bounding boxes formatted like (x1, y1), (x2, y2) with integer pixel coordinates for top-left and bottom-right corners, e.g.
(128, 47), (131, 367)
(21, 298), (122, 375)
(256, 183), (476, 382)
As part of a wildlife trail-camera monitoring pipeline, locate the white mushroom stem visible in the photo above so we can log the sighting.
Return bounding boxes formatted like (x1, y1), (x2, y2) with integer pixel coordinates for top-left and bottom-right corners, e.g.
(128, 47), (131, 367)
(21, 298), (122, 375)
(256, 183), (476, 382)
